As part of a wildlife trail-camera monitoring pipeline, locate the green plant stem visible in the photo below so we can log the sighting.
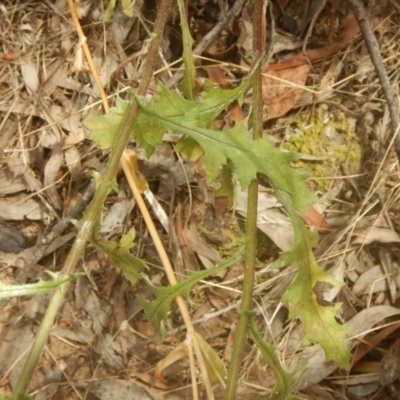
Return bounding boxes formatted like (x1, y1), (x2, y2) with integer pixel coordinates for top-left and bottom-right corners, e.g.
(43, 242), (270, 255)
(176, 0), (195, 100)
(223, 180), (258, 399)
(12, 286), (66, 397)
(11, 0), (173, 397)
(223, 0), (265, 398)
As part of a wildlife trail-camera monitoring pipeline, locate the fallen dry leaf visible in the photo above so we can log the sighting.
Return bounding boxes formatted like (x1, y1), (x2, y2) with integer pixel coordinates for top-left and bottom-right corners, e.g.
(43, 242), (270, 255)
(352, 265), (399, 297)
(267, 15), (360, 71)
(352, 322), (400, 366)
(353, 227), (400, 244)
(100, 188), (135, 234)
(134, 371), (179, 391)
(82, 379), (159, 400)
(300, 205), (330, 230)
(43, 144), (63, 209)
(236, 189), (294, 250)
(64, 145), (82, 182)
(303, 384), (336, 400)
(184, 224), (222, 266)
(0, 319), (36, 389)
(155, 341), (188, 382)
(0, 194), (48, 220)
(378, 337), (400, 385)
(0, 165), (28, 195)
(262, 63), (310, 120)
(20, 60), (39, 93)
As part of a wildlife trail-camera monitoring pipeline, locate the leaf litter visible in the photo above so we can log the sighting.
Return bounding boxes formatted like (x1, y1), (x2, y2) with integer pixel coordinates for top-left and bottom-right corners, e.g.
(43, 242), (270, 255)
(1, 0), (400, 399)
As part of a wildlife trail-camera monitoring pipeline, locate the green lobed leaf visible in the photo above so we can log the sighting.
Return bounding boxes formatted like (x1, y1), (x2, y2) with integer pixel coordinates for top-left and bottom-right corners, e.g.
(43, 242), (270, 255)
(137, 248), (243, 339)
(174, 136), (204, 161)
(84, 80), (316, 212)
(90, 226), (147, 285)
(84, 98), (130, 149)
(214, 162), (235, 208)
(277, 210), (351, 370)
(132, 81), (248, 156)
(132, 83), (317, 212)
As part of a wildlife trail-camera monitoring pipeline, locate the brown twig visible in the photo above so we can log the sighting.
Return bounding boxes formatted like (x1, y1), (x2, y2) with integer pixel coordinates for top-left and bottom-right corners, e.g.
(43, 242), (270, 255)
(43, 180), (95, 245)
(349, 0), (400, 161)
(302, 0), (327, 51)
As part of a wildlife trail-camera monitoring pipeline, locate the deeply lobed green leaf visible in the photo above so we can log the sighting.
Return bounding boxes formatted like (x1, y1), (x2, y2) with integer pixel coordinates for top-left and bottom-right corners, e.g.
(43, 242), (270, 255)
(277, 213), (351, 370)
(138, 249), (243, 339)
(89, 226), (147, 285)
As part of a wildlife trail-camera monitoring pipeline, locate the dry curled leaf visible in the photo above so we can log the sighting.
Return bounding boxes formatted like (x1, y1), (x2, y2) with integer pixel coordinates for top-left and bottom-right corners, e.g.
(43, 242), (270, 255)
(353, 227), (400, 244)
(0, 194), (48, 220)
(20, 60), (39, 93)
(379, 338), (400, 385)
(262, 64), (310, 120)
(267, 15), (360, 71)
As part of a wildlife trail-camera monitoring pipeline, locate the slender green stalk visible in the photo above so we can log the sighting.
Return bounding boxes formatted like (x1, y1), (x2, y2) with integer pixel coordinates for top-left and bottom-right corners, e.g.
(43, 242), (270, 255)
(11, 0), (173, 397)
(176, 0), (196, 99)
(223, 0), (266, 398)
(12, 287), (66, 397)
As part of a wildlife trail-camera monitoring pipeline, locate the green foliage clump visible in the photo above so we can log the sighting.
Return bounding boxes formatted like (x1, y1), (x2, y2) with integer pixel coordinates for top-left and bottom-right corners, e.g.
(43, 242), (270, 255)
(85, 80), (352, 369)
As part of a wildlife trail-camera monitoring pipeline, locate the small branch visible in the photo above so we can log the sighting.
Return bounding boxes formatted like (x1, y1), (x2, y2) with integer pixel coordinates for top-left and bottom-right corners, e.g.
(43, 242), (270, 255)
(349, 0), (400, 160)
(43, 181), (95, 245)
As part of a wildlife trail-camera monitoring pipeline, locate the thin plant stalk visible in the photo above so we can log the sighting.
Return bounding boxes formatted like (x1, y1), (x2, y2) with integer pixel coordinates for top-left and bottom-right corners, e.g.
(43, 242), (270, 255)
(223, 0), (267, 398)
(176, 0), (196, 99)
(11, 0), (173, 396)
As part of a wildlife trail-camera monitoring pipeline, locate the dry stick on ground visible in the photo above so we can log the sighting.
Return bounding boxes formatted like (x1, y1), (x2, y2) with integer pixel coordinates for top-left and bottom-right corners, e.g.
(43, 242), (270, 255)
(302, 0), (327, 52)
(349, 0), (400, 161)
(43, 181), (95, 245)
(166, 0), (247, 88)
